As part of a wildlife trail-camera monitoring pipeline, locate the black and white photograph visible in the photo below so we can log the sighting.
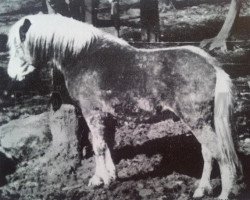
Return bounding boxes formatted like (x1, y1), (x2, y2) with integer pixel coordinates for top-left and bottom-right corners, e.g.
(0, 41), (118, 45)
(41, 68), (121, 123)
(0, 0), (250, 199)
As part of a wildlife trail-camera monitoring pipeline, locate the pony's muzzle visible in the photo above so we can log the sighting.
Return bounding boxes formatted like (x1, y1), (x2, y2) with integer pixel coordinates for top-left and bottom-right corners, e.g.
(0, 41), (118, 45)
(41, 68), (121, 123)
(7, 57), (35, 81)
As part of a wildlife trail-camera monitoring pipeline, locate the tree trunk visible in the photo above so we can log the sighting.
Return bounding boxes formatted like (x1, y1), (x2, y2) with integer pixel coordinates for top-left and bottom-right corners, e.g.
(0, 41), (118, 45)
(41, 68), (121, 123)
(200, 0), (241, 51)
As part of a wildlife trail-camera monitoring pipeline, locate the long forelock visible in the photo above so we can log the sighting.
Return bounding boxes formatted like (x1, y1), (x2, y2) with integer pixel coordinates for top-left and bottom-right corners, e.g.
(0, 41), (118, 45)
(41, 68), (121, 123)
(8, 19), (24, 56)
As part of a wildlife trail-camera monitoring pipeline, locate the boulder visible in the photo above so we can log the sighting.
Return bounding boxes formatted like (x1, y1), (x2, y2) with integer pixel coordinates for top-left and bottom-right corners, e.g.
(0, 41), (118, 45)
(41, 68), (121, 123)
(0, 104), (84, 186)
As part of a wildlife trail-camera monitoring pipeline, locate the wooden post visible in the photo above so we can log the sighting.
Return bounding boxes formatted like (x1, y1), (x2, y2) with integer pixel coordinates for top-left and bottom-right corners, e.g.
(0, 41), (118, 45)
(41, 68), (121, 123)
(140, 0), (160, 42)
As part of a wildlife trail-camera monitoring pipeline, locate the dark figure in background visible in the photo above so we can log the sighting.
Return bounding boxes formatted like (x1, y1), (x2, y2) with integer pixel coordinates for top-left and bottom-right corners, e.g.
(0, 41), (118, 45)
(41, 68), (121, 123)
(42, 0), (85, 21)
(42, 0), (69, 16)
(68, 0), (85, 21)
(140, 0), (160, 42)
(110, 0), (120, 36)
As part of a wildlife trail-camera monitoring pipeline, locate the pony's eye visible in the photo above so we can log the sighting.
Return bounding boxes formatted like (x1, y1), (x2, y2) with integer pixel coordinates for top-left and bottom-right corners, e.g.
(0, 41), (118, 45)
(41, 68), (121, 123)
(23, 64), (29, 72)
(21, 61), (26, 67)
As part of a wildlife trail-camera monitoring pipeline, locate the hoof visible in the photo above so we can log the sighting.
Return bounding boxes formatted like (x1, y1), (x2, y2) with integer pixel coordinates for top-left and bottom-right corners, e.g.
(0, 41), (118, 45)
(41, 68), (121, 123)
(217, 194), (229, 200)
(88, 175), (103, 187)
(193, 184), (212, 198)
(88, 174), (114, 187)
(193, 188), (205, 198)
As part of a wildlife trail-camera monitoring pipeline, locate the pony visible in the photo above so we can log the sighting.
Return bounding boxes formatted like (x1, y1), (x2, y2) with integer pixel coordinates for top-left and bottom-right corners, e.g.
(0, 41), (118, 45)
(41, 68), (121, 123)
(7, 14), (243, 199)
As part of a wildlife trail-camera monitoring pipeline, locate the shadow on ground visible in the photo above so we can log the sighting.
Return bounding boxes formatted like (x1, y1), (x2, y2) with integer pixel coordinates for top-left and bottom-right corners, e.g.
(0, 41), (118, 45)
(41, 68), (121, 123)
(115, 134), (203, 181)
(0, 152), (17, 186)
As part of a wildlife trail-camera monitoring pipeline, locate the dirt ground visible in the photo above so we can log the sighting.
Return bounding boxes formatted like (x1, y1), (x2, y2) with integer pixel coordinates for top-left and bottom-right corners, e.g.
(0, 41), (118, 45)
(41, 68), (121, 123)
(0, 0), (250, 200)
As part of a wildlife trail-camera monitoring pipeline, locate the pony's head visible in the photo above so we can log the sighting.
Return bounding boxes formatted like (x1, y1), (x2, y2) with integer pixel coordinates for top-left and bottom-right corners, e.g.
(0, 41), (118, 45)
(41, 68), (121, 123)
(7, 18), (35, 81)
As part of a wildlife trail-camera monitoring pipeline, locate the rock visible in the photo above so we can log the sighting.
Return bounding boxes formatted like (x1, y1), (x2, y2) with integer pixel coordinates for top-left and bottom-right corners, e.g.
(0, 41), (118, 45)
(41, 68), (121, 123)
(157, 196), (168, 200)
(0, 112), (51, 186)
(155, 186), (164, 193)
(0, 105), (83, 186)
(0, 112), (51, 159)
(49, 104), (77, 148)
(138, 188), (153, 197)
(48, 104), (81, 162)
(137, 182), (144, 189)
(238, 138), (250, 155)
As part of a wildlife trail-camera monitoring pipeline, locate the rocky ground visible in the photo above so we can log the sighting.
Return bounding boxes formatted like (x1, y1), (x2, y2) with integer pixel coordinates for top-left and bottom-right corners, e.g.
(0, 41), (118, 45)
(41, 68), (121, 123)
(0, 0), (250, 200)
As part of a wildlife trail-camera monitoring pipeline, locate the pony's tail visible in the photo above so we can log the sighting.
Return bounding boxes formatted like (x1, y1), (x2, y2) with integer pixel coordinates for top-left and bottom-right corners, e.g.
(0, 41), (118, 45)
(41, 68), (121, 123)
(214, 68), (242, 174)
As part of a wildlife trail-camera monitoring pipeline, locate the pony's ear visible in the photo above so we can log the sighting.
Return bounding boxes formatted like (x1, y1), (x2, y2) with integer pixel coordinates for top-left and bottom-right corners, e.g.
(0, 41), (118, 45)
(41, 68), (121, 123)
(19, 19), (31, 42)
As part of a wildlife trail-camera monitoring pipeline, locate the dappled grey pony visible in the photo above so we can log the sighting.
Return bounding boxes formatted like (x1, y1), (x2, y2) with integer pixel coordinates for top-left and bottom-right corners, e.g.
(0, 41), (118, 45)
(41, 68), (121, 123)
(7, 14), (243, 199)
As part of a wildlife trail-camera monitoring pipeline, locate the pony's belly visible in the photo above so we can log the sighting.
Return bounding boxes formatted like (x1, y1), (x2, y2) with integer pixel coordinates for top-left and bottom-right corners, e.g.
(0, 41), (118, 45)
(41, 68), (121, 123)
(67, 75), (164, 119)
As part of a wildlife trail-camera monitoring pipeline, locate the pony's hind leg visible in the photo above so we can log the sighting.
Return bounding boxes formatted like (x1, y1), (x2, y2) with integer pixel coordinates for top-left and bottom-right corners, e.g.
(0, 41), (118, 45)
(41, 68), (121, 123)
(214, 113), (244, 199)
(215, 124), (242, 199)
(213, 69), (243, 199)
(193, 145), (213, 198)
(86, 112), (116, 186)
(217, 159), (237, 199)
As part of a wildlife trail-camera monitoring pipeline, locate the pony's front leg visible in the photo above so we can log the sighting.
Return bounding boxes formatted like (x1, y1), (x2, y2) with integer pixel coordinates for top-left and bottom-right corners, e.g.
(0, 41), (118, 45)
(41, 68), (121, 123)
(193, 145), (213, 198)
(86, 112), (116, 186)
(105, 144), (116, 180)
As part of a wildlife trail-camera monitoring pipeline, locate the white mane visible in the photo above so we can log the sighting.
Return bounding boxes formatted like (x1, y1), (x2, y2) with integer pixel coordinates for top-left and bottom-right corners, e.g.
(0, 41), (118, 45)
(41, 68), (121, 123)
(8, 14), (129, 61)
